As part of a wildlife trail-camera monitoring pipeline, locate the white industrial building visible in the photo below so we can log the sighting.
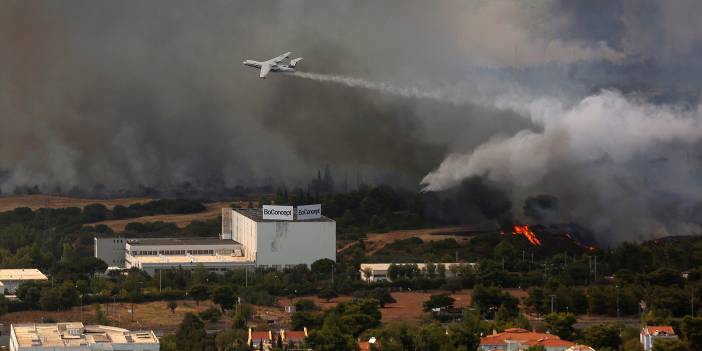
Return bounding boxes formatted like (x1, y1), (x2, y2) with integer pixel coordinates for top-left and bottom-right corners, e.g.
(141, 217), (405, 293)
(359, 263), (478, 282)
(124, 237), (249, 276)
(0, 269), (48, 294)
(95, 236), (252, 276)
(10, 323), (159, 351)
(94, 207), (336, 275)
(222, 208), (336, 268)
(94, 238), (127, 268)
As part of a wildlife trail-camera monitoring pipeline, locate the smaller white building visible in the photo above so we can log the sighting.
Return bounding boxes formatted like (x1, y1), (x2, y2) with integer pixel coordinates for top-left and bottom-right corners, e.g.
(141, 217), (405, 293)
(124, 238), (250, 276)
(10, 323), (159, 351)
(0, 269), (48, 294)
(640, 326), (678, 351)
(359, 263), (478, 282)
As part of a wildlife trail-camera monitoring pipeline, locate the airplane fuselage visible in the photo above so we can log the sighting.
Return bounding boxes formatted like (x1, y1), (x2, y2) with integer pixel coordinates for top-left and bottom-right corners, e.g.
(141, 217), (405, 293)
(243, 60), (295, 78)
(243, 52), (300, 78)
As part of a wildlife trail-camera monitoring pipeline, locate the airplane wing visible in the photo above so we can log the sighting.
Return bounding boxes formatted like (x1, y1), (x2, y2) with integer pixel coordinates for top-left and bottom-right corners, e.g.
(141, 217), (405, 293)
(270, 52), (291, 63)
(259, 63), (272, 78)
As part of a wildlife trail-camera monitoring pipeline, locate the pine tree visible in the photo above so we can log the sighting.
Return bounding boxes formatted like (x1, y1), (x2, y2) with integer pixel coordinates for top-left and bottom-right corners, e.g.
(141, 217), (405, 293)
(175, 313), (211, 351)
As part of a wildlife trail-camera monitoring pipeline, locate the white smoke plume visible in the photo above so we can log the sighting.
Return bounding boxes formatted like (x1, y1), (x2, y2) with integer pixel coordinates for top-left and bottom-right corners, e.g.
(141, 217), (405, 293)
(290, 71), (531, 109)
(422, 90), (702, 240)
(291, 72), (452, 103)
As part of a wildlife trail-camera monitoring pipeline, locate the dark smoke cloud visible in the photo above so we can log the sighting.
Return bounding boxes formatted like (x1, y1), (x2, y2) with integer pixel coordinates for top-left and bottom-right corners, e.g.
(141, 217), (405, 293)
(2, 1), (702, 243)
(524, 195), (560, 223)
(3, 0), (534, 192)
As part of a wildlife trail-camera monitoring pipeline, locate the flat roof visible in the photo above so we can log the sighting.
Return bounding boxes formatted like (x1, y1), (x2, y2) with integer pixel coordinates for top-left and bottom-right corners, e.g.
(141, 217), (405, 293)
(12, 323), (158, 348)
(126, 238), (241, 246)
(360, 263), (478, 271)
(0, 269), (48, 281)
(134, 254), (252, 265)
(234, 208), (334, 223)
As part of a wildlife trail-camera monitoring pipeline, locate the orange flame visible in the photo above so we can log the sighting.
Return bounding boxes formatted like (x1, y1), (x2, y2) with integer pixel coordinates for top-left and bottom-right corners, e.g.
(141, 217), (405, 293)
(563, 233), (596, 252)
(513, 224), (541, 246)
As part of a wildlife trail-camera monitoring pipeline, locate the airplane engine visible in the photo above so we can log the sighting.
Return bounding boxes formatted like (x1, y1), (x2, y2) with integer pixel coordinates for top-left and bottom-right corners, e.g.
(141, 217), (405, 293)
(290, 57), (303, 67)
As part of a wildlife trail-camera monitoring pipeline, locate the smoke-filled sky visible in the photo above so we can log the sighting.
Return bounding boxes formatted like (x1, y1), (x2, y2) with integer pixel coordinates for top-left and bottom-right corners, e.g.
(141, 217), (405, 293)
(2, 0), (702, 241)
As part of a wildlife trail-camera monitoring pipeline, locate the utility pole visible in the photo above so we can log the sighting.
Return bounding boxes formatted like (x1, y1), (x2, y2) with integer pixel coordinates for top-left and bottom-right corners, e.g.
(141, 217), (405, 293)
(550, 294), (556, 314)
(159, 269), (162, 293)
(594, 256), (597, 282)
(331, 263), (335, 285)
(616, 285), (620, 318)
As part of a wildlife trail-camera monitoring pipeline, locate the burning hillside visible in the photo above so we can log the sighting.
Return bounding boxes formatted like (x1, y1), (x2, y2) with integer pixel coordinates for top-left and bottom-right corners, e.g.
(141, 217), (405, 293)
(500, 222), (598, 253)
(512, 224), (541, 246)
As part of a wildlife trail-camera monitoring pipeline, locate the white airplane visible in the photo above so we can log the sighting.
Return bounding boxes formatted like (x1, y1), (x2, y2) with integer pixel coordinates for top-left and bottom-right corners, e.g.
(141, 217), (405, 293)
(243, 52), (303, 79)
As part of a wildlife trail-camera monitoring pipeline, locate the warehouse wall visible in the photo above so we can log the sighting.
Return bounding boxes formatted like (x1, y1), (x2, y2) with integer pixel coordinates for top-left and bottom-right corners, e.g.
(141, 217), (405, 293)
(94, 237), (127, 267)
(255, 220), (336, 267)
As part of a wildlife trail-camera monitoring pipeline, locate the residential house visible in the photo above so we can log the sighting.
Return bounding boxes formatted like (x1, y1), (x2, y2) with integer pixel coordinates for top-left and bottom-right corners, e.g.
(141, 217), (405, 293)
(282, 328), (308, 348)
(640, 326), (678, 351)
(0, 269), (48, 294)
(479, 328), (577, 351)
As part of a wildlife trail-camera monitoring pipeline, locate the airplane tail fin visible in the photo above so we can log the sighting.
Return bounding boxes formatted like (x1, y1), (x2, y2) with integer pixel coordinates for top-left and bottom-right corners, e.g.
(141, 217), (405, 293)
(290, 57), (303, 67)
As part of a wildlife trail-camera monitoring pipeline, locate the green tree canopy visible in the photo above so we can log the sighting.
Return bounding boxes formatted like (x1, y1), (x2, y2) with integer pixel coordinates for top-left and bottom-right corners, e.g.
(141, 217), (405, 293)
(681, 316), (702, 350)
(423, 294), (455, 311)
(543, 313), (577, 341)
(174, 313), (212, 351)
(307, 314), (358, 351)
(212, 286), (236, 312)
(318, 288), (338, 303)
(582, 323), (622, 350)
(653, 338), (691, 351)
(188, 284), (210, 306)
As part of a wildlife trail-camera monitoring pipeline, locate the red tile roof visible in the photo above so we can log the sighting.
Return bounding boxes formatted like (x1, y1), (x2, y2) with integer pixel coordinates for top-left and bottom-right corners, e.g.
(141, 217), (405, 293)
(285, 330), (307, 341)
(523, 338), (576, 347)
(480, 328), (573, 348)
(566, 346), (596, 351)
(359, 341), (370, 351)
(643, 326), (676, 336)
(251, 331), (272, 341)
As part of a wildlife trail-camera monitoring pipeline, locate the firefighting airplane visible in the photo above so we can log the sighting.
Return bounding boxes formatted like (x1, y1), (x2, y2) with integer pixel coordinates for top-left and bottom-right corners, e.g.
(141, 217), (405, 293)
(243, 52), (303, 79)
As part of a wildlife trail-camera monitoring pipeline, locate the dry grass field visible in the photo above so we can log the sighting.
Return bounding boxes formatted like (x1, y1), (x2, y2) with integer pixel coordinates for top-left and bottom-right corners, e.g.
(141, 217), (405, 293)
(1, 300), (220, 331)
(278, 289), (529, 322)
(359, 226), (483, 255)
(1, 299), (287, 333)
(0, 195), (154, 212)
(93, 202), (230, 232)
(0, 195), (249, 232)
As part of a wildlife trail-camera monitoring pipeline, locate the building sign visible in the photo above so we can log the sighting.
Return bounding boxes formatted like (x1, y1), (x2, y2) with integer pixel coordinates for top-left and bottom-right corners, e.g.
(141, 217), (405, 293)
(262, 205), (294, 220)
(297, 204), (322, 220)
